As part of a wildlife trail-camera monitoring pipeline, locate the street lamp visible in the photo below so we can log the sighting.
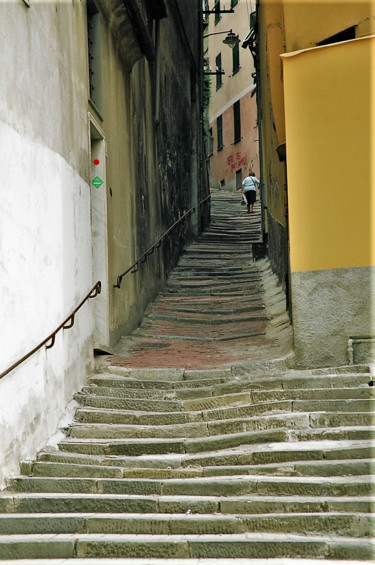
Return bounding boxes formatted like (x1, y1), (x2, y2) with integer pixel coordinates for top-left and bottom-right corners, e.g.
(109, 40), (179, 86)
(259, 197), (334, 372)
(203, 29), (240, 49)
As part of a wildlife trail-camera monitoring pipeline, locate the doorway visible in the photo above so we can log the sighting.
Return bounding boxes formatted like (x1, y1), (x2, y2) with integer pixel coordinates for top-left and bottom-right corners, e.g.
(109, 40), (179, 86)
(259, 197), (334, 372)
(89, 116), (109, 348)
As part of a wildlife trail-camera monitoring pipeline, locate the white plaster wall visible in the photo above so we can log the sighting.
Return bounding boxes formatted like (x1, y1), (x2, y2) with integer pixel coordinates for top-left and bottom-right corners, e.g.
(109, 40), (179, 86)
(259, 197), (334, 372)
(0, 121), (93, 488)
(0, 2), (94, 488)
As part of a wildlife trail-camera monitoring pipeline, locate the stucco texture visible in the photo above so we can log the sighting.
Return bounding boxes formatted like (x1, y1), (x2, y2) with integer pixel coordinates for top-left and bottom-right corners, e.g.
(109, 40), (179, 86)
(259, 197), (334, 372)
(283, 37), (374, 273)
(291, 266), (375, 368)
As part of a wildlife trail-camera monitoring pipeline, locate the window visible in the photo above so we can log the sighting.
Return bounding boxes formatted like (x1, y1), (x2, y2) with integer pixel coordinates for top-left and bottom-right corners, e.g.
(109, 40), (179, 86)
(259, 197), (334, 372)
(236, 169), (242, 191)
(232, 42), (240, 74)
(217, 115), (223, 151)
(203, 0), (209, 23)
(207, 127), (213, 156)
(216, 53), (222, 90)
(214, 0), (220, 25)
(317, 26), (356, 46)
(233, 100), (241, 143)
(231, 0), (239, 7)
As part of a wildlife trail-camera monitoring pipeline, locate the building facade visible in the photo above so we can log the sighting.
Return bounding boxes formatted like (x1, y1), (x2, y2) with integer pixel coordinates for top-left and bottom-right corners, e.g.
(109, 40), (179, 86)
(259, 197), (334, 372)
(205, 0), (259, 191)
(254, 0), (375, 367)
(0, 0), (206, 487)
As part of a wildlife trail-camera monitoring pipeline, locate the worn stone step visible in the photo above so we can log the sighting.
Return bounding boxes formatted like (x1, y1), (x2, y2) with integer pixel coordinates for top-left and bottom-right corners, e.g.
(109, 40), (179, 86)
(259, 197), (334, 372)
(94, 367), (187, 382)
(59, 425), (375, 457)
(163, 287), (262, 298)
(291, 426), (375, 443)
(183, 439), (375, 468)
(292, 399), (375, 412)
(0, 532), (373, 560)
(0, 512), (372, 537)
(89, 373), (232, 390)
(136, 328), (267, 342)
(146, 313), (268, 325)
(68, 411), (375, 441)
(1, 492), (373, 516)
(32, 457), (371, 480)
(56, 428), (290, 457)
(74, 406), (205, 426)
(166, 277), (261, 288)
(36, 439), (374, 471)
(73, 394), (183, 412)
(98, 365), (371, 389)
(2, 557), (373, 565)
(74, 399), (294, 427)
(82, 386), (168, 400)
(200, 458), (374, 478)
(68, 414), (310, 440)
(155, 304), (265, 316)
(251, 387), (374, 402)
(242, 375), (371, 392)
(7, 473), (374, 497)
(29, 461), (204, 480)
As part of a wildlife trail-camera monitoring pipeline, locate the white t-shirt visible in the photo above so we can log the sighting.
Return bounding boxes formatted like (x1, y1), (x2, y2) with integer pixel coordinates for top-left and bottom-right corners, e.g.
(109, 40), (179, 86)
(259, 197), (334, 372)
(242, 176), (259, 192)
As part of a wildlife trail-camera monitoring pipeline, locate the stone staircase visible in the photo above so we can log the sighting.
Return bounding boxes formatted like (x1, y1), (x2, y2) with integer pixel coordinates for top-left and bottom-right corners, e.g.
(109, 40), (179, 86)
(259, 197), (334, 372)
(0, 189), (374, 563)
(111, 190), (290, 370)
(0, 363), (374, 561)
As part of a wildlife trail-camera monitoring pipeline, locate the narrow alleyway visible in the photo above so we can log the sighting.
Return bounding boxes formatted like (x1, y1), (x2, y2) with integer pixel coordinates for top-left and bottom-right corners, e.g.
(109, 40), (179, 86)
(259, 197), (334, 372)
(111, 188), (291, 370)
(0, 189), (374, 562)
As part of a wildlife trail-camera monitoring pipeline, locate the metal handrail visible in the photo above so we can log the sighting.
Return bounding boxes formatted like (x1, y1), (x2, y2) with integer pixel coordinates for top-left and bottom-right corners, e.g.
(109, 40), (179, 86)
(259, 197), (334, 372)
(114, 195), (212, 289)
(199, 194), (211, 207)
(114, 206), (196, 289)
(0, 281), (102, 381)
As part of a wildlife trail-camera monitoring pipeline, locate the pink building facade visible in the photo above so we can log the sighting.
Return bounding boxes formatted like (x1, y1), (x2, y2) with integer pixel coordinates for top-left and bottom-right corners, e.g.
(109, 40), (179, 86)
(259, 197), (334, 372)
(205, 0), (259, 190)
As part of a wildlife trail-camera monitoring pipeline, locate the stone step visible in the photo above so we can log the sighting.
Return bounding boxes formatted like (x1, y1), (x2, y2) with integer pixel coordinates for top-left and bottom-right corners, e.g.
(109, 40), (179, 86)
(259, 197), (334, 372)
(1, 560), (373, 565)
(136, 323), (267, 341)
(27, 457), (374, 480)
(56, 428), (290, 456)
(55, 425), (375, 457)
(0, 532), (373, 560)
(67, 411), (374, 440)
(145, 313), (268, 325)
(84, 380), (374, 404)
(74, 398), (373, 427)
(97, 365), (371, 389)
(154, 304), (265, 315)
(73, 394), (183, 412)
(180, 439), (375, 468)
(90, 373), (232, 389)
(69, 413), (307, 439)
(163, 286), (261, 297)
(7, 474), (374, 497)
(36, 439), (374, 469)
(1, 492), (373, 515)
(0, 512), (372, 537)
(166, 276), (261, 287)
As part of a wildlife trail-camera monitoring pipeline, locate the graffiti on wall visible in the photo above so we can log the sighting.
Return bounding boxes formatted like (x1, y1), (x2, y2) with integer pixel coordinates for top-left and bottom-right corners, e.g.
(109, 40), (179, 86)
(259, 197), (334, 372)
(227, 151), (247, 172)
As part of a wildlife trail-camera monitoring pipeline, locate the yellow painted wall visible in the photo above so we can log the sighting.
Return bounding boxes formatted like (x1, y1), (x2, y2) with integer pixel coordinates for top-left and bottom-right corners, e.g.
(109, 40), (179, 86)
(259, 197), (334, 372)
(282, 36), (375, 273)
(257, 0), (288, 230)
(283, 0), (375, 52)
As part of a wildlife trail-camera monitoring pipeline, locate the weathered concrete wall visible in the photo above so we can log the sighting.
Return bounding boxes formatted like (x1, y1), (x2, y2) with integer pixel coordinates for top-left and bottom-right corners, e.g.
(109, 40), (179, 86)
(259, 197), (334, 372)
(0, 1), (92, 488)
(108, 0), (204, 342)
(291, 266), (375, 368)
